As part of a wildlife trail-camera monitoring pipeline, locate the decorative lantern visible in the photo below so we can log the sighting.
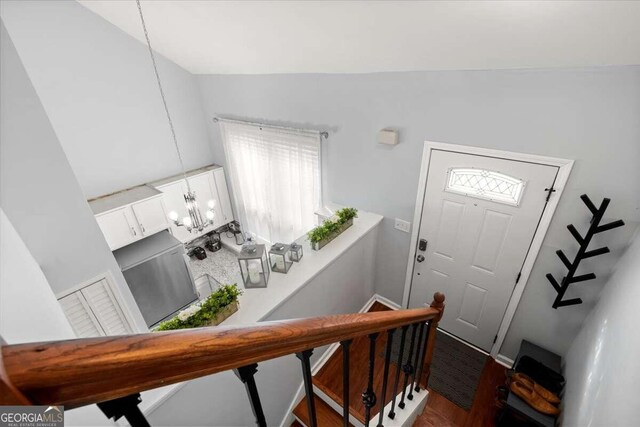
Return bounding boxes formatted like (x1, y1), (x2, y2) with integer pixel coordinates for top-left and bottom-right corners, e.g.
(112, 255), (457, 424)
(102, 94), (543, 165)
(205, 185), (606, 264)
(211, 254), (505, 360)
(289, 242), (303, 262)
(238, 244), (269, 288)
(269, 243), (292, 274)
(229, 220), (245, 245)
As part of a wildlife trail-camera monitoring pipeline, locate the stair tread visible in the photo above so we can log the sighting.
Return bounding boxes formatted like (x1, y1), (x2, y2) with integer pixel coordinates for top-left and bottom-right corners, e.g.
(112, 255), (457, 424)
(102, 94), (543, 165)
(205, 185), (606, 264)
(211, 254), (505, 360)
(293, 394), (354, 427)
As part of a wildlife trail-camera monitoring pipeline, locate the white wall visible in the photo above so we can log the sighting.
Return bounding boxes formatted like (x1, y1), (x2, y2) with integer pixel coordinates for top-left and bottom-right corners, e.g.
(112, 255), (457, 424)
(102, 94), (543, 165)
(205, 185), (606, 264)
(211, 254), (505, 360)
(0, 21), (146, 331)
(147, 228), (378, 426)
(0, 209), (75, 343)
(196, 68), (640, 359)
(0, 0), (214, 199)
(562, 232), (640, 426)
(0, 208), (109, 426)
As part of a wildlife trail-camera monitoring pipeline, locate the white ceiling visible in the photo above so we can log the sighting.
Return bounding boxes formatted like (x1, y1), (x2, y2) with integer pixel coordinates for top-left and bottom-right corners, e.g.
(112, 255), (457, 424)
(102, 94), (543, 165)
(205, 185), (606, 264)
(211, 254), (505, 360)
(77, 0), (640, 75)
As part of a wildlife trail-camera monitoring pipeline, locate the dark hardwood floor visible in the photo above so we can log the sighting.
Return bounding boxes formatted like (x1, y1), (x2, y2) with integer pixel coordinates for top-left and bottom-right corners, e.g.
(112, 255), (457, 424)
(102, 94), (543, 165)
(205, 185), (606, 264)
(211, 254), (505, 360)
(414, 357), (507, 427)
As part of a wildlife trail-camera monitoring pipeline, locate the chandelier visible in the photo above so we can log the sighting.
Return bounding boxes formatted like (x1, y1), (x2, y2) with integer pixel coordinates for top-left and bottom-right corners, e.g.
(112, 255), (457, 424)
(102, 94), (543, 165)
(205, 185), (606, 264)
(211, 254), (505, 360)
(137, 0), (214, 233)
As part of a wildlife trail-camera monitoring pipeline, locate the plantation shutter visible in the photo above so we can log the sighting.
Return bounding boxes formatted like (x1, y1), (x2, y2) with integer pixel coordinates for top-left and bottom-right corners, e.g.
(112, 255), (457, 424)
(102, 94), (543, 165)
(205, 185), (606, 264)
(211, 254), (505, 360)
(59, 278), (133, 337)
(59, 291), (104, 337)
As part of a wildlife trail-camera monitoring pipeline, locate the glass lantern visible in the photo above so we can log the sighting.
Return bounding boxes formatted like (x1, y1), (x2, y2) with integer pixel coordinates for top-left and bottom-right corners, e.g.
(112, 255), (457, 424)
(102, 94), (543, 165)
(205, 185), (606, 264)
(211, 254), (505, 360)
(269, 243), (292, 273)
(229, 220), (245, 245)
(238, 244), (269, 288)
(289, 242), (303, 262)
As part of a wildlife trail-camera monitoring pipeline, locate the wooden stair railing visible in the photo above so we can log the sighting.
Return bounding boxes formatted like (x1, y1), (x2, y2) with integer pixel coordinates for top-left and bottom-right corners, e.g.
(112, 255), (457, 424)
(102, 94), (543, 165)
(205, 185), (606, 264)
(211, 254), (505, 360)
(1, 292), (445, 427)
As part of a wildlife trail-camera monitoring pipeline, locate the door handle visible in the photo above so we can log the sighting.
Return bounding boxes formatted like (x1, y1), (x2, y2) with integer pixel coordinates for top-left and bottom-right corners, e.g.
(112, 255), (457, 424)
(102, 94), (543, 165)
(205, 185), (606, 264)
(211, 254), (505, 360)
(416, 254), (425, 263)
(141, 224), (146, 233)
(131, 227), (137, 236)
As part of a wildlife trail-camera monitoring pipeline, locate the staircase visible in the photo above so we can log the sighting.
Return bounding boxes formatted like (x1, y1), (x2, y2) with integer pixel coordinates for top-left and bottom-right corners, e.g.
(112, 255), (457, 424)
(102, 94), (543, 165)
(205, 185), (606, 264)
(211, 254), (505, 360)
(0, 293), (445, 427)
(291, 302), (430, 427)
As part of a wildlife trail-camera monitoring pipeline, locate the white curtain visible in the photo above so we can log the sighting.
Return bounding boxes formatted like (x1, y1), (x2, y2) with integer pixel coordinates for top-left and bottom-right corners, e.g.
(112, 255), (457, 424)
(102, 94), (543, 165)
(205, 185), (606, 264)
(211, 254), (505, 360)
(219, 120), (322, 244)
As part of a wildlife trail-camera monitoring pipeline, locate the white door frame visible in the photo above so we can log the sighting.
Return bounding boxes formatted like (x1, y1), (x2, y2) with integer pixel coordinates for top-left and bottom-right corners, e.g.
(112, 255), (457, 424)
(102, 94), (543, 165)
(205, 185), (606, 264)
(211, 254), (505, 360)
(402, 141), (573, 358)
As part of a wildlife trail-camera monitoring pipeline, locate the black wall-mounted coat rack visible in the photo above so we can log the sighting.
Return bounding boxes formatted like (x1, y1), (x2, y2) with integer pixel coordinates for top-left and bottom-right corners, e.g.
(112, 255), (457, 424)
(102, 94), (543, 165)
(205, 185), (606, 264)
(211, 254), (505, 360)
(547, 194), (624, 309)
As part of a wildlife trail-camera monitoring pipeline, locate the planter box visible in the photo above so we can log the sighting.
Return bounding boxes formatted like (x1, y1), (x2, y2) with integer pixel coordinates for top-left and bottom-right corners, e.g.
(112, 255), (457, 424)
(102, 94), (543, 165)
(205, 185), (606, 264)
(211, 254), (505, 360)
(311, 219), (353, 251)
(154, 300), (239, 331)
(205, 300), (239, 326)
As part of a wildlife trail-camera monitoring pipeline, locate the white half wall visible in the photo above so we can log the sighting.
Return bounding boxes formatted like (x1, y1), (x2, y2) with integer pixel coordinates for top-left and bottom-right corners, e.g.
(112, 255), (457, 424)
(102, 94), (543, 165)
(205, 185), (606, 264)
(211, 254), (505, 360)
(561, 232), (640, 426)
(146, 227), (378, 426)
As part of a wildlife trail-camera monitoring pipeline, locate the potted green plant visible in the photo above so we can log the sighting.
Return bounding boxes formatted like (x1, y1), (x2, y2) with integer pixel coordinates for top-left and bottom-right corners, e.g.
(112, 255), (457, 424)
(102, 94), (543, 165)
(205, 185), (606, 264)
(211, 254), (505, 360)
(307, 207), (358, 250)
(155, 284), (242, 331)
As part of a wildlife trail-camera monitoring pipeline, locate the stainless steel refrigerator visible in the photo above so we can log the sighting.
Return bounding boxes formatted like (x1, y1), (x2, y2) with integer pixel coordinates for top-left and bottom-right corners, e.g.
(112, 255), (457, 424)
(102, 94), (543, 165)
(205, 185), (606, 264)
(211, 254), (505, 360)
(114, 231), (198, 328)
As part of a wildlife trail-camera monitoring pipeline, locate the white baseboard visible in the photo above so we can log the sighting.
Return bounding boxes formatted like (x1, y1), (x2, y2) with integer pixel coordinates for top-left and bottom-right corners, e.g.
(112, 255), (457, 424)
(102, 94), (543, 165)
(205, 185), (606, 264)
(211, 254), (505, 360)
(373, 294), (401, 310)
(279, 381), (305, 427)
(495, 354), (515, 368)
(372, 384), (429, 427)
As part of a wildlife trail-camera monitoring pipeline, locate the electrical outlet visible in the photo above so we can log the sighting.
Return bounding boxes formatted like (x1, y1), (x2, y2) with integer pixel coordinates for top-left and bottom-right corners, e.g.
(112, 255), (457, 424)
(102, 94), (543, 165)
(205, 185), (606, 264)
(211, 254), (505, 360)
(394, 218), (411, 233)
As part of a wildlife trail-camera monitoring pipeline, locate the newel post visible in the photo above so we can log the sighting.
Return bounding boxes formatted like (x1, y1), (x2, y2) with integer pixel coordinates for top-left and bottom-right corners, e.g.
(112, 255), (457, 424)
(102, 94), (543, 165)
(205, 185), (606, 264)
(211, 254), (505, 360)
(420, 292), (445, 389)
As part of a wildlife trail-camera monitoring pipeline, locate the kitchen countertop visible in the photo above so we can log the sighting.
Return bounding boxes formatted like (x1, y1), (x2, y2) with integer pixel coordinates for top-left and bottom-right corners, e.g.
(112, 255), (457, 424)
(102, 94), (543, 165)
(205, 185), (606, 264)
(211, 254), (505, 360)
(188, 246), (243, 288)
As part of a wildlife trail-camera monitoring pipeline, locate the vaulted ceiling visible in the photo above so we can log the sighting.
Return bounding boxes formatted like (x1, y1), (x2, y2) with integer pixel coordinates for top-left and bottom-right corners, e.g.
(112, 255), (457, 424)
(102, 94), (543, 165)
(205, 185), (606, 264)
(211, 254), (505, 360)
(77, 1), (640, 75)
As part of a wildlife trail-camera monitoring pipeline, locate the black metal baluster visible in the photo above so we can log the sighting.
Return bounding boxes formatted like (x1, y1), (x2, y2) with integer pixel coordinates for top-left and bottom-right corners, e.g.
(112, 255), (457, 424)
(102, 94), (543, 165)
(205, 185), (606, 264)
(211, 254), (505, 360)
(362, 333), (379, 427)
(407, 322), (426, 400)
(296, 349), (317, 427)
(376, 328), (396, 427)
(233, 363), (267, 427)
(398, 323), (419, 410)
(414, 320), (431, 393)
(97, 393), (150, 427)
(340, 339), (353, 427)
(388, 324), (408, 420)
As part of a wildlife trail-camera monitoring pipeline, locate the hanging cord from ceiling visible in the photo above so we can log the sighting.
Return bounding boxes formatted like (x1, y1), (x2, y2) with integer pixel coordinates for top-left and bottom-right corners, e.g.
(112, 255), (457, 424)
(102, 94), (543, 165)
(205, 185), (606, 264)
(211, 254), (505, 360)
(135, 0), (192, 191)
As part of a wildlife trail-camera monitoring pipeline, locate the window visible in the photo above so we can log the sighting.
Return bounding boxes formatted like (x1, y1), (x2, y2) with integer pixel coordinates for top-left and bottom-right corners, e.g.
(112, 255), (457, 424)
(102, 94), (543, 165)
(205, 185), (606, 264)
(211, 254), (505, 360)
(219, 120), (322, 243)
(445, 168), (526, 206)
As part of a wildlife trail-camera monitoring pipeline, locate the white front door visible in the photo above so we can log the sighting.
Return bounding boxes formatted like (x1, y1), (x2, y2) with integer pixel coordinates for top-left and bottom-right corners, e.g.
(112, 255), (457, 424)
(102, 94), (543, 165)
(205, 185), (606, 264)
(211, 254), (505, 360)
(408, 149), (558, 351)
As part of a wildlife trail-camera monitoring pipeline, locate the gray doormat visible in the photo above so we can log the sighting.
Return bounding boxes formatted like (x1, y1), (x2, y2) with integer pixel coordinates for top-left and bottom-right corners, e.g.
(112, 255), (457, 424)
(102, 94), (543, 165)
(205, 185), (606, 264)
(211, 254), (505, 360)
(386, 328), (486, 410)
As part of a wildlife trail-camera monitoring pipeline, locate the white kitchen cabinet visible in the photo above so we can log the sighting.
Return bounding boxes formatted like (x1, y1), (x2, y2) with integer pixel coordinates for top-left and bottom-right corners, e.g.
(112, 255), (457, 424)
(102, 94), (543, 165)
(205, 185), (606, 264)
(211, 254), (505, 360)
(131, 196), (168, 236)
(95, 207), (139, 250)
(213, 168), (234, 224)
(90, 185), (169, 250)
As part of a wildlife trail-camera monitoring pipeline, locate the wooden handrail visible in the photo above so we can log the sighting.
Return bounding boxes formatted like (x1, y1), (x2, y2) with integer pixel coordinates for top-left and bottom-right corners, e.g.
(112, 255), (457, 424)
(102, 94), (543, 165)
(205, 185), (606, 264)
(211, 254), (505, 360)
(1, 293), (444, 409)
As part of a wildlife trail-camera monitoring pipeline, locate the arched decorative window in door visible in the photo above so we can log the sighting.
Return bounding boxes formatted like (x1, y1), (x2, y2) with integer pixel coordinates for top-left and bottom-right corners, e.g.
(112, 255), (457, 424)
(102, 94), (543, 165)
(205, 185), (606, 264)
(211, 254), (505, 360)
(445, 168), (526, 206)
